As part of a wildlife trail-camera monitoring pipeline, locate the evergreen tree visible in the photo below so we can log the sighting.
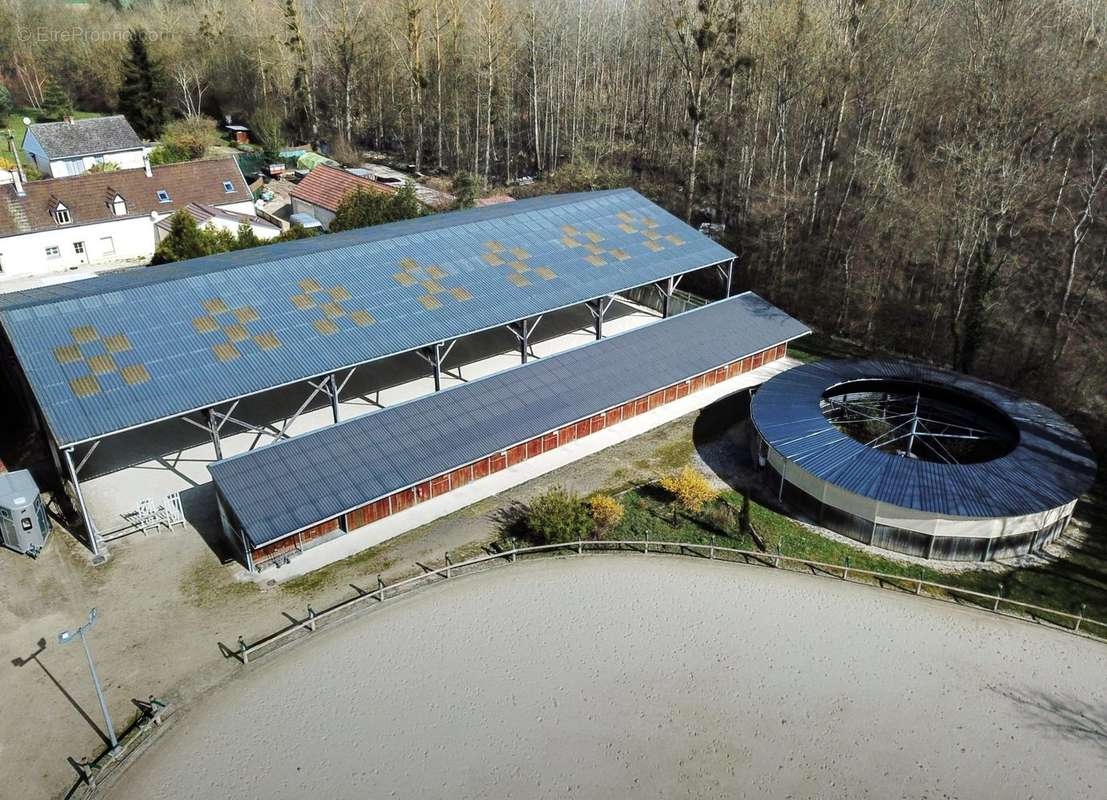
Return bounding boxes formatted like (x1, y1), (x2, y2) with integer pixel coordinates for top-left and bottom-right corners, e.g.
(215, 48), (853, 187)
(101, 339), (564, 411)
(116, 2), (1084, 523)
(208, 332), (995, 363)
(275, 222), (317, 242)
(451, 171), (479, 209)
(0, 84), (14, 119)
(118, 29), (168, 139)
(40, 80), (73, 121)
(234, 223), (262, 250)
(330, 184), (425, 232)
(389, 181), (424, 220)
(152, 212), (213, 264)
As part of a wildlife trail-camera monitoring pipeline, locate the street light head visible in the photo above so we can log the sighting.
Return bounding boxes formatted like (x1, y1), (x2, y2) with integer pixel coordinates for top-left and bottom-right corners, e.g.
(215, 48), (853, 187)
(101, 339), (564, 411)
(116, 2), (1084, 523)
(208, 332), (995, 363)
(58, 630), (73, 645)
(88, 608), (98, 625)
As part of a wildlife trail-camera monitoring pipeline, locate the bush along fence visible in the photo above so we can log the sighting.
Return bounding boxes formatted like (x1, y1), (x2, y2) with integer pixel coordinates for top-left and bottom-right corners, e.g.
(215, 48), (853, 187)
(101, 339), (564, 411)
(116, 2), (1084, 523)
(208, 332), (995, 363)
(222, 540), (1107, 665)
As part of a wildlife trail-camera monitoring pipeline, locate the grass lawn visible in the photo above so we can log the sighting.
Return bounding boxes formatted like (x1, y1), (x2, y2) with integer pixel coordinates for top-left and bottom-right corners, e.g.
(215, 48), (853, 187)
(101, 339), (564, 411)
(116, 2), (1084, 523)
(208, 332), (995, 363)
(598, 482), (1107, 636)
(2, 107), (105, 174)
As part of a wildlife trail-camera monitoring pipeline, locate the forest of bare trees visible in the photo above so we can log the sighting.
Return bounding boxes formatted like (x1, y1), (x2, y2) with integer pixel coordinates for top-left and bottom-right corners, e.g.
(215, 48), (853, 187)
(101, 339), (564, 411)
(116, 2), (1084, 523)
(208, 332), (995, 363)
(2, 0), (1105, 447)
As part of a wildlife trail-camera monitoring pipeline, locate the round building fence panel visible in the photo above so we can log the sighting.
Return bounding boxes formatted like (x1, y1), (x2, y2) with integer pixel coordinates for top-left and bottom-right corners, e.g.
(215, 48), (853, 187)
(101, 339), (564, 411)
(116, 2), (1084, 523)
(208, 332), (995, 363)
(750, 360), (1098, 562)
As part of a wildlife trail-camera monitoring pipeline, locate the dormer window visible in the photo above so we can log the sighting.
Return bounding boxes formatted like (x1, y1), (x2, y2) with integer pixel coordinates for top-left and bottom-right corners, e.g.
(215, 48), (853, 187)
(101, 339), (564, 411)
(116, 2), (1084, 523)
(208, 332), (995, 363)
(223, 181), (235, 193)
(157, 190), (171, 203)
(112, 194), (127, 216)
(53, 203), (71, 225)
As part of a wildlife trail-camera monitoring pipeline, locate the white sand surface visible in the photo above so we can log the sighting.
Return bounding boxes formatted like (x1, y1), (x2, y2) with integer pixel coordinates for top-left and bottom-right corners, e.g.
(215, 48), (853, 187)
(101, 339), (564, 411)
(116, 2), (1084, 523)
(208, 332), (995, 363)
(108, 556), (1107, 799)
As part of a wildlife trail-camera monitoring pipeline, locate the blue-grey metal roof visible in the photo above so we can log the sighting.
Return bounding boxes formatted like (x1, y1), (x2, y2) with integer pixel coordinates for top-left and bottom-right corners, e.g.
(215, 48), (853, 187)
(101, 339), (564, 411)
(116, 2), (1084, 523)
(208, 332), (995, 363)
(0, 189), (735, 447)
(750, 359), (1098, 519)
(209, 292), (809, 548)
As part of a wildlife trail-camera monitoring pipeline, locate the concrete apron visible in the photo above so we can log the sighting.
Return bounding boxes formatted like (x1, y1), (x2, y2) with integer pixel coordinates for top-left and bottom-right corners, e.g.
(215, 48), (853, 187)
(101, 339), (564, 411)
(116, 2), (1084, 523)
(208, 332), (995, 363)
(260, 357), (800, 581)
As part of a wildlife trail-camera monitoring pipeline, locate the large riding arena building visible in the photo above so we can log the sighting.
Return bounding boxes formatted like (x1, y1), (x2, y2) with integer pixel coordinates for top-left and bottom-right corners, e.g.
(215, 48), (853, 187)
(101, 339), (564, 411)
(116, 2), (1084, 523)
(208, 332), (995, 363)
(0, 188), (808, 571)
(750, 360), (1098, 561)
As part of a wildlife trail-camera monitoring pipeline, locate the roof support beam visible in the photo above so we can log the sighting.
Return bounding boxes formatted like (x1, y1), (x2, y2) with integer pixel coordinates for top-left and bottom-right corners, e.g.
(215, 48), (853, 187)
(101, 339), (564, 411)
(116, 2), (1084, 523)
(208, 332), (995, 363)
(62, 446), (101, 562)
(587, 295), (617, 340)
(717, 259), (735, 298)
(507, 317), (543, 363)
(654, 275), (684, 318)
(205, 409), (224, 461)
(417, 340), (457, 391)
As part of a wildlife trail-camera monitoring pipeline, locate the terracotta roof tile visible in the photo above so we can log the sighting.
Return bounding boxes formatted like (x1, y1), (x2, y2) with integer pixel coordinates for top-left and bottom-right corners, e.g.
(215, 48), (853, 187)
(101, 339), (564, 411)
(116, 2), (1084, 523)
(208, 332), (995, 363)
(289, 163), (394, 213)
(0, 158), (250, 236)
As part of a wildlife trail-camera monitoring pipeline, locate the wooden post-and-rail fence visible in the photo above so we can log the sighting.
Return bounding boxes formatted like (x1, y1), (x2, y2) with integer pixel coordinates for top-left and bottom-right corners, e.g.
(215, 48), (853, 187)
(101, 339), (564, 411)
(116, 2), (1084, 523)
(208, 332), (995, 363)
(221, 540), (1107, 665)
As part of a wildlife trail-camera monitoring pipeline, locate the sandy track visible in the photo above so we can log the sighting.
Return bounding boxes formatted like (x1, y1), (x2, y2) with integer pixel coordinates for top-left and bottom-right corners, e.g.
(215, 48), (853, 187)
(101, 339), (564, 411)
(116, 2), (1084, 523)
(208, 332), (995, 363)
(107, 556), (1106, 799)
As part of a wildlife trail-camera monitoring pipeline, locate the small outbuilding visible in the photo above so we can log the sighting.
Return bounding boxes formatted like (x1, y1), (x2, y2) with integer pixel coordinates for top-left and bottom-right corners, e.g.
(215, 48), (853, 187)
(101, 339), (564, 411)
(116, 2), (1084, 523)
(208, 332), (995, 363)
(0, 470), (50, 556)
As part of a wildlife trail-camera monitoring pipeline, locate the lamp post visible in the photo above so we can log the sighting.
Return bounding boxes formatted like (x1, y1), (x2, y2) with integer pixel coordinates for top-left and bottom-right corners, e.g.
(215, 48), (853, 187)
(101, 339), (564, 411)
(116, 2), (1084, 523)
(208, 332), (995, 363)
(58, 608), (121, 757)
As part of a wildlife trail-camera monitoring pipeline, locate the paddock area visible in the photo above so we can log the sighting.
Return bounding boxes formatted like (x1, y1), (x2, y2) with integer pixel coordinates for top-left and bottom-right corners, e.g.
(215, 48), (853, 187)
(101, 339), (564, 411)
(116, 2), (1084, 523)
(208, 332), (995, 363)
(106, 556), (1107, 799)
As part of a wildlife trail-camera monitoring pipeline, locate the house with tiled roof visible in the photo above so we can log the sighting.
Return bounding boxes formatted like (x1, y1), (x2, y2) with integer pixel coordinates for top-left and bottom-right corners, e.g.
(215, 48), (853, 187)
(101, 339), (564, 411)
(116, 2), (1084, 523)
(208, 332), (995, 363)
(22, 116), (149, 178)
(289, 163), (395, 230)
(154, 202), (280, 243)
(0, 158), (255, 280)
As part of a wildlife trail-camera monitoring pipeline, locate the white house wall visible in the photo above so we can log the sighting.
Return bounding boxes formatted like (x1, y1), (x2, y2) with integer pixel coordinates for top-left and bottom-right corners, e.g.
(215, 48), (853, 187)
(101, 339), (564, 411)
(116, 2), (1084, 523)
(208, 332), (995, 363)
(0, 217), (154, 277)
(290, 197), (335, 229)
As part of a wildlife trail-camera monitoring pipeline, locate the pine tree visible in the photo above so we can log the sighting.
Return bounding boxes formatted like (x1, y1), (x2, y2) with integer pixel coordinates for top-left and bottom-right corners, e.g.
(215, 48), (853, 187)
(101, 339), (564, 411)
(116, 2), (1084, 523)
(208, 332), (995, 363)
(40, 80), (73, 121)
(118, 29), (168, 139)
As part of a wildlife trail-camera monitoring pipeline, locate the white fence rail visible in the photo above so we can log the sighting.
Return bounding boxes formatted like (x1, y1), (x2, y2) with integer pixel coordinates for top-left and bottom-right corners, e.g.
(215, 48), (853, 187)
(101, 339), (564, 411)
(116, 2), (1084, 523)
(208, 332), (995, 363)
(223, 539), (1107, 664)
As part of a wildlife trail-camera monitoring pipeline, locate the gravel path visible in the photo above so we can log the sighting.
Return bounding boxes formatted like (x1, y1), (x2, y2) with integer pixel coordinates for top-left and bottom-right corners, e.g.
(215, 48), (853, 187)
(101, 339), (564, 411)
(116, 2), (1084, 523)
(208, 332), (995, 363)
(107, 556), (1107, 799)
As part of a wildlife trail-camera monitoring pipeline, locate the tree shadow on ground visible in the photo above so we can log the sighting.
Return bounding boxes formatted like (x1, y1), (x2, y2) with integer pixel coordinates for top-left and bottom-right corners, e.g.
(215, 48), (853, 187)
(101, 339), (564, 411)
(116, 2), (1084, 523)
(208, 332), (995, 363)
(993, 685), (1107, 750)
(490, 501), (530, 542)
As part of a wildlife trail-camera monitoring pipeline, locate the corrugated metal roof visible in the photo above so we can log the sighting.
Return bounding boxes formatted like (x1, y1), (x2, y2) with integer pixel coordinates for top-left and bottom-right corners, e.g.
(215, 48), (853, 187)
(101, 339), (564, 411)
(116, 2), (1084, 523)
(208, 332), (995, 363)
(751, 359), (1098, 519)
(0, 189), (734, 447)
(209, 292), (810, 548)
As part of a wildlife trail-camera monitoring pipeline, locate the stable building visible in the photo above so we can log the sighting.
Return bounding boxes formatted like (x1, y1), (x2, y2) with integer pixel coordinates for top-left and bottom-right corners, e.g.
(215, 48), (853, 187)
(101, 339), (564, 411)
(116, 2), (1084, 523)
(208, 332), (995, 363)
(0, 187), (805, 566)
(209, 294), (807, 571)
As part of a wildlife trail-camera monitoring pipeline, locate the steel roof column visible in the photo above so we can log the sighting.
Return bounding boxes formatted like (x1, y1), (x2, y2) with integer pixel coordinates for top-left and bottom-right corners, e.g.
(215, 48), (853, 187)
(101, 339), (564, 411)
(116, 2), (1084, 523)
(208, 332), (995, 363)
(62, 447), (102, 562)
(205, 409), (224, 461)
(725, 259), (734, 297)
(432, 342), (443, 391)
(328, 373), (341, 422)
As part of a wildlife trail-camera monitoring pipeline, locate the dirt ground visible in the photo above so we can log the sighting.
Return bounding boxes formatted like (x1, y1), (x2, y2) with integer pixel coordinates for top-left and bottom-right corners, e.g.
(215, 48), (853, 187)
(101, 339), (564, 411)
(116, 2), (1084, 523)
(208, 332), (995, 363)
(107, 556), (1107, 800)
(0, 407), (703, 800)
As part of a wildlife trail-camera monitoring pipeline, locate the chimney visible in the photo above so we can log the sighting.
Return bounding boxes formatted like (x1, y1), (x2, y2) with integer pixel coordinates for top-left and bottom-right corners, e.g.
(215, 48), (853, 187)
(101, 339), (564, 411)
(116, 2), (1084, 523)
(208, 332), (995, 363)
(143, 152), (152, 178)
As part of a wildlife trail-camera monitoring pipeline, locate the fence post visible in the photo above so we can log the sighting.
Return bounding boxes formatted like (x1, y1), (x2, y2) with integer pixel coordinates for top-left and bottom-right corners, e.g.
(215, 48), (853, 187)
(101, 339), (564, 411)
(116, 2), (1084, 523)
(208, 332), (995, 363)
(915, 579), (922, 595)
(644, 531), (649, 555)
(842, 556), (850, 581)
(1075, 603), (1086, 632)
(377, 574), (385, 601)
(578, 539), (583, 555)
(774, 544), (781, 568)
(445, 551), (452, 578)
(993, 582), (1004, 613)
(709, 534), (715, 560)
(238, 635), (249, 665)
(510, 539), (517, 563)
(307, 606), (316, 632)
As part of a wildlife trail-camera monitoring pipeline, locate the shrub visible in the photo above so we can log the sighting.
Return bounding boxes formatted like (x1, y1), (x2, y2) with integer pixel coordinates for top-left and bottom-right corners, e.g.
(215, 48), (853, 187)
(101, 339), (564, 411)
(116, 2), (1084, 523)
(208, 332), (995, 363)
(588, 494), (625, 539)
(526, 487), (594, 545)
(659, 467), (718, 522)
(148, 143), (190, 166)
(87, 162), (120, 173)
(160, 116), (221, 160)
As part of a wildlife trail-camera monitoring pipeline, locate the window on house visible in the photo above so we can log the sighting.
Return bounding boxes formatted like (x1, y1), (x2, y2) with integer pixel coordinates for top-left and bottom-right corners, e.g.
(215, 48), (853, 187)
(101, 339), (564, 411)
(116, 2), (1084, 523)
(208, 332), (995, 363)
(100, 236), (115, 256)
(45, 246), (60, 259)
(73, 241), (85, 255)
(157, 190), (171, 203)
(112, 195), (127, 216)
(53, 204), (71, 225)
(223, 181), (235, 193)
